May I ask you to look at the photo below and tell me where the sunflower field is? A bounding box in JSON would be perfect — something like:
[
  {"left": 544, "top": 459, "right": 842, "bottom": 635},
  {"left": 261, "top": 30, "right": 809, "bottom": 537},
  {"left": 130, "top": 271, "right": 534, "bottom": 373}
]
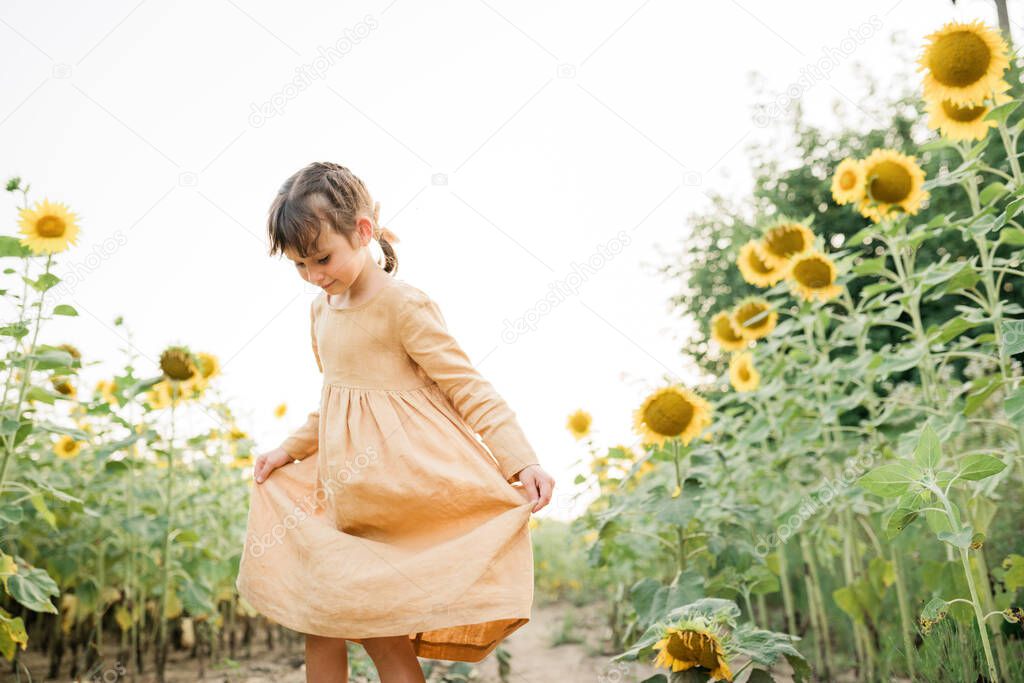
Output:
[
  {"left": 0, "top": 176, "right": 283, "bottom": 680},
  {"left": 564, "top": 19, "right": 1024, "bottom": 683}
]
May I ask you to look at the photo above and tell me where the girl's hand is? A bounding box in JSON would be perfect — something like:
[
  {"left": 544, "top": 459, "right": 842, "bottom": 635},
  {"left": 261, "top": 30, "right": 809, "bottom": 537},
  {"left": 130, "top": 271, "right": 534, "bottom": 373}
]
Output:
[
  {"left": 515, "top": 464, "right": 555, "bottom": 513},
  {"left": 253, "top": 447, "right": 294, "bottom": 484}
]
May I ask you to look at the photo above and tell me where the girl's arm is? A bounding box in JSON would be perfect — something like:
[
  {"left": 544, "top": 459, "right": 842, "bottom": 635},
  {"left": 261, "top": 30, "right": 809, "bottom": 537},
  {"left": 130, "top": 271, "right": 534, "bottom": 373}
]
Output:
[
  {"left": 278, "top": 299, "right": 323, "bottom": 460},
  {"left": 399, "top": 292, "right": 540, "bottom": 483}
]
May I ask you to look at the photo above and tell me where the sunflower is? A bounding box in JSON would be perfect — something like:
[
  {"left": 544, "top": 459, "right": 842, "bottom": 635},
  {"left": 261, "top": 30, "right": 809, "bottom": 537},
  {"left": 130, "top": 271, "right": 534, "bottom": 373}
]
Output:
[
  {"left": 160, "top": 346, "right": 197, "bottom": 382},
  {"left": 736, "top": 240, "right": 789, "bottom": 287},
  {"left": 274, "top": 402, "right": 288, "bottom": 418},
  {"left": 56, "top": 343, "right": 82, "bottom": 361},
  {"left": 831, "top": 158, "right": 866, "bottom": 206},
  {"left": 856, "top": 149, "right": 929, "bottom": 223},
  {"left": 788, "top": 250, "right": 844, "bottom": 303},
  {"left": 731, "top": 296, "right": 777, "bottom": 341},
  {"left": 229, "top": 427, "right": 248, "bottom": 441},
  {"left": 652, "top": 619, "right": 733, "bottom": 681},
  {"left": 710, "top": 311, "right": 747, "bottom": 352},
  {"left": 50, "top": 376, "right": 77, "bottom": 398},
  {"left": 918, "top": 20, "right": 1010, "bottom": 106},
  {"left": 53, "top": 435, "right": 83, "bottom": 460},
  {"left": 759, "top": 219, "right": 815, "bottom": 269},
  {"left": 566, "top": 409, "right": 592, "bottom": 440},
  {"left": 729, "top": 351, "right": 760, "bottom": 392},
  {"left": 229, "top": 454, "right": 253, "bottom": 469},
  {"left": 925, "top": 79, "right": 1013, "bottom": 142},
  {"left": 194, "top": 352, "right": 220, "bottom": 379},
  {"left": 94, "top": 379, "right": 120, "bottom": 406},
  {"left": 633, "top": 386, "right": 712, "bottom": 447},
  {"left": 18, "top": 199, "right": 81, "bottom": 255}
]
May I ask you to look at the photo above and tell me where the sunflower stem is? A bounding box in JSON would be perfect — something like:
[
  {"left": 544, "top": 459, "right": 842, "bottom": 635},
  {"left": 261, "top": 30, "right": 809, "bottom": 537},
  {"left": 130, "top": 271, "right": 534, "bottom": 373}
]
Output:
[
  {"left": 927, "top": 483, "right": 1001, "bottom": 682},
  {"left": 996, "top": 118, "right": 1022, "bottom": 186}
]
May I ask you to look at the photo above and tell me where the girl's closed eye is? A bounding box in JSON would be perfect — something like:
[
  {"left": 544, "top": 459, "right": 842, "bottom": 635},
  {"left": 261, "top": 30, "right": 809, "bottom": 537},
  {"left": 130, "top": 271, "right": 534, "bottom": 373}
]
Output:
[{"left": 317, "top": 255, "right": 330, "bottom": 265}]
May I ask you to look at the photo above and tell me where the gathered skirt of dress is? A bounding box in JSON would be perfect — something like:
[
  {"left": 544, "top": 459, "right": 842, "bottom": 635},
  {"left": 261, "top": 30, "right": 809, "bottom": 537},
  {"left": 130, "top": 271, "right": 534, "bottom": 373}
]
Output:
[{"left": 235, "top": 382, "right": 537, "bottom": 663}]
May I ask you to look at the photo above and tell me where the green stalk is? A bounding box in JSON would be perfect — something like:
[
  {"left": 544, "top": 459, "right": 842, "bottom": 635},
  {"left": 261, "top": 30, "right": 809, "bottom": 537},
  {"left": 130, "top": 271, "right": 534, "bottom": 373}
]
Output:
[
  {"left": 155, "top": 383, "right": 178, "bottom": 681},
  {"left": 777, "top": 543, "right": 798, "bottom": 636},
  {"left": 0, "top": 253, "right": 55, "bottom": 495},
  {"left": 891, "top": 546, "right": 917, "bottom": 681},
  {"left": 671, "top": 438, "right": 686, "bottom": 573},
  {"left": 801, "top": 534, "right": 834, "bottom": 680},
  {"left": 929, "top": 484, "right": 1000, "bottom": 682}
]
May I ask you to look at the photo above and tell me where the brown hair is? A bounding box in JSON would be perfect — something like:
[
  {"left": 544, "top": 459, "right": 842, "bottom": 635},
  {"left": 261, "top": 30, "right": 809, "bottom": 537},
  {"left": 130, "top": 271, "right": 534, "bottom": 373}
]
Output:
[{"left": 266, "top": 161, "right": 398, "bottom": 275}]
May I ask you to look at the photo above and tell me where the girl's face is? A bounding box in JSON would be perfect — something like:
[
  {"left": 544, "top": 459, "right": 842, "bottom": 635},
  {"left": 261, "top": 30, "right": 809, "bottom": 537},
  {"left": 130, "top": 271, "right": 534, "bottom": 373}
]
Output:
[{"left": 285, "top": 218, "right": 373, "bottom": 294}]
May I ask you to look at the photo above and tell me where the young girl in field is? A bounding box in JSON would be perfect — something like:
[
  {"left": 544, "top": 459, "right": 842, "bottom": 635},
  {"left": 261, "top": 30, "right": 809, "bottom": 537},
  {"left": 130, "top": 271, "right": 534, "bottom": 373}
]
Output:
[{"left": 235, "top": 161, "right": 555, "bottom": 683}]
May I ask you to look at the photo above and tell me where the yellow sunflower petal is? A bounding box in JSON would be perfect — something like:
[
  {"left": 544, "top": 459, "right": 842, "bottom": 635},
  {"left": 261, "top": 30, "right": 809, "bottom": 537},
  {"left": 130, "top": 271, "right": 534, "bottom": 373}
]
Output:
[{"left": 18, "top": 199, "right": 81, "bottom": 255}]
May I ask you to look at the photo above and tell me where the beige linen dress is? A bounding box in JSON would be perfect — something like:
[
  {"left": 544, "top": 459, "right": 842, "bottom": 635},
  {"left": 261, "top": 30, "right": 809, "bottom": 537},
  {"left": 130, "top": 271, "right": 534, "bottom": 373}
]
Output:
[{"left": 235, "top": 276, "right": 540, "bottom": 663}]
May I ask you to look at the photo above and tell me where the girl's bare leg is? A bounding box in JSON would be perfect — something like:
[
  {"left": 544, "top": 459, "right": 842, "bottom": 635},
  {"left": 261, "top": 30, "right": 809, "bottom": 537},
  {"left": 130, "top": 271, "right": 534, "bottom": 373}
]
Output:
[
  {"left": 361, "top": 634, "right": 426, "bottom": 683},
  {"left": 305, "top": 634, "right": 349, "bottom": 683}
]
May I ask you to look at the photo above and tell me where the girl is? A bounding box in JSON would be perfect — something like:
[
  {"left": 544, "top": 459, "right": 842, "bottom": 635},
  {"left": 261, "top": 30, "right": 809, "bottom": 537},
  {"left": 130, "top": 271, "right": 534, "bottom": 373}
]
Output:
[{"left": 235, "top": 161, "right": 555, "bottom": 683}]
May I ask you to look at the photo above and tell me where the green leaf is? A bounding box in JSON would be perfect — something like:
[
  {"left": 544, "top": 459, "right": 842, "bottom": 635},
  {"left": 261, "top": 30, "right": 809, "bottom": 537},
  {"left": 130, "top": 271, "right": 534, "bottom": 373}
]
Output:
[
  {"left": 1001, "top": 319, "right": 1024, "bottom": 356},
  {"left": 1001, "top": 226, "right": 1024, "bottom": 245},
  {"left": 934, "top": 263, "right": 981, "bottom": 299},
  {"left": 52, "top": 304, "right": 78, "bottom": 316},
  {"left": 979, "top": 181, "right": 1008, "bottom": 205},
  {"left": 913, "top": 424, "right": 942, "bottom": 470},
  {"left": 0, "top": 236, "right": 31, "bottom": 258},
  {"left": 938, "top": 524, "right": 974, "bottom": 549},
  {"left": 7, "top": 564, "right": 59, "bottom": 614},
  {"left": 927, "top": 316, "right": 979, "bottom": 344},
  {"left": 857, "top": 462, "right": 923, "bottom": 498},
  {"left": 0, "top": 323, "right": 29, "bottom": 339},
  {"left": 922, "top": 597, "right": 948, "bottom": 621},
  {"left": 984, "top": 99, "right": 1021, "bottom": 124},
  {"left": 1006, "top": 386, "right": 1024, "bottom": 422},
  {"left": 959, "top": 454, "right": 1005, "bottom": 481},
  {"left": 28, "top": 495, "right": 56, "bottom": 530},
  {"left": 27, "top": 273, "right": 60, "bottom": 292},
  {"left": 1002, "top": 554, "right": 1024, "bottom": 592}
]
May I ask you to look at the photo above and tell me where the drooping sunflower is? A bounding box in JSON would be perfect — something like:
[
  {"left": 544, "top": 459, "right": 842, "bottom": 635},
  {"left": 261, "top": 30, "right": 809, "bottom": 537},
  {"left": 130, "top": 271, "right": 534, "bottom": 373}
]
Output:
[
  {"left": 652, "top": 619, "right": 733, "bottom": 681},
  {"left": 160, "top": 346, "right": 197, "bottom": 382},
  {"left": 830, "top": 158, "right": 866, "bottom": 206},
  {"left": 731, "top": 296, "right": 777, "bottom": 341},
  {"left": 788, "top": 250, "right": 844, "bottom": 303},
  {"left": 566, "top": 409, "right": 593, "bottom": 440},
  {"left": 736, "top": 240, "right": 789, "bottom": 287},
  {"left": 729, "top": 351, "right": 760, "bottom": 392},
  {"left": 50, "top": 376, "right": 77, "bottom": 398},
  {"left": 918, "top": 20, "right": 1010, "bottom": 106},
  {"left": 710, "top": 311, "right": 747, "bottom": 352},
  {"left": 274, "top": 402, "right": 288, "bottom": 418},
  {"left": 633, "top": 385, "right": 712, "bottom": 447},
  {"left": 925, "top": 79, "right": 1013, "bottom": 142},
  {"left": 758, "top": 219, "right": 816, "bottom": 269},
  {"left": 856, "top": 149, "right": 929, "bottom": 223},
  {"left": 53, "top": 435, "right": 83, "bottom": 460},
  {"left": 18, "top": 199, "right": 81, "bottom": 255}
]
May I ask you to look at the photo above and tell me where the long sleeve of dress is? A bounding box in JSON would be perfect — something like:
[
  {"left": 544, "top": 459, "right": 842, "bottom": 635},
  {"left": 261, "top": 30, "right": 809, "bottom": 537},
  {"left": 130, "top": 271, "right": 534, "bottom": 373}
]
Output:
[
  {"left": 278, "top": 299, "right": 323, "bottom": 460},
  {"left": 399, "top": 293, "right": 540, "bottom": 483}
]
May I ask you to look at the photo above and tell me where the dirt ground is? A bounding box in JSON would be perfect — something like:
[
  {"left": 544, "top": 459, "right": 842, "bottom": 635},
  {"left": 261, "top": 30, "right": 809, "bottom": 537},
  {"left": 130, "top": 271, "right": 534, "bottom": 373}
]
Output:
[{"left": 5, "top": 600, "right": 801, "bottom": 682}]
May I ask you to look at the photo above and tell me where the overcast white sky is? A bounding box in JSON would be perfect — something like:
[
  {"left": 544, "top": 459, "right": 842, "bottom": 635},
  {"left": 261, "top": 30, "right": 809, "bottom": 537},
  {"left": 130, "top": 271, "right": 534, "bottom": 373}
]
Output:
[{"left": 1, "top": 0, "right": 1016, "bottom": 519}]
